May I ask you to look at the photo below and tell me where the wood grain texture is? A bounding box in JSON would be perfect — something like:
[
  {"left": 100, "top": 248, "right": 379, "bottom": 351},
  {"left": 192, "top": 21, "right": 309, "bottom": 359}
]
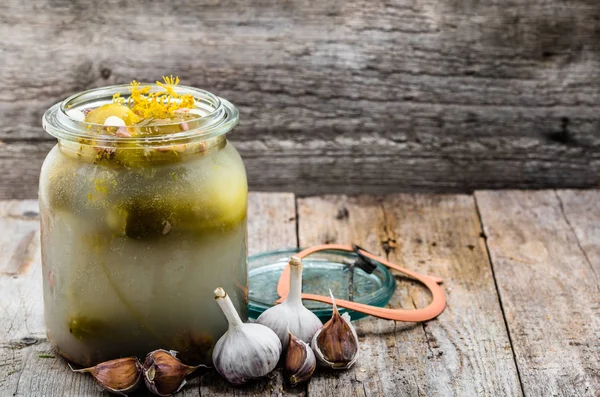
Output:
[
  {"left": 247, "top": 192, "right": 298, "bottom": 256},
  {"left": 475, "top": 190, "right": 600, "bottom": 397},
  {"left": 2, "top": 0, "right": 600, "bottom": 198},
  {"left": 0, "top": 200, "right": 54, "bottom": 396},
  {"left": 0, "top": 193, "right": 299, "bottom": 397},
  {"left": 555, "top": 190, "right": 600, "bottom": 279},
  {"left": 0, "top": 141, "right": 54, "bottom": 200},
  {"left": 0, "top": 200, "right": 41, "bottom": 276},
  {"left": 297, "top": 194, "right": 522, "bottom": 396}
]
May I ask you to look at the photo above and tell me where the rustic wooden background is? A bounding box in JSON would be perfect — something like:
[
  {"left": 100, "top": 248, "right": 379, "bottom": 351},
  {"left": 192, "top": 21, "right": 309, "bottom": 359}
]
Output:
[{"left": 1, "top": 0, "right": 600, "bottom": 199}]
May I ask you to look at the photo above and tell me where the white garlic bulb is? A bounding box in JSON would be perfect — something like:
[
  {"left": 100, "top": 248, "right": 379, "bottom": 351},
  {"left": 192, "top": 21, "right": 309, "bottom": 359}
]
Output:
[
  {"left": 257, "top": 256, "right": 323, "bottom": 347},
  {"left": 212, "top": 287, "right": 282, "bottom": 385},
  {"left": 311, "top": 292, "right": 359, "bottom": 369}
]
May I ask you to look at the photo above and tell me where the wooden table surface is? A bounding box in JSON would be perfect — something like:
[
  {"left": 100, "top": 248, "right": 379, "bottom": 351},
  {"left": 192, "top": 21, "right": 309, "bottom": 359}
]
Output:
[{"left": 0, "top": 191, "right": 598, "bottom": 397}]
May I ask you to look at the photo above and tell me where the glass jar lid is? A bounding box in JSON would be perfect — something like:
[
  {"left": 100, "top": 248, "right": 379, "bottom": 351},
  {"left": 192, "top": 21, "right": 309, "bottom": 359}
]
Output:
[
  {"left": 43, "top": 84, "right": 238, "bottom": 146},
  {"left": 248, "top": 248, "right": 396, "bottom": 321}
]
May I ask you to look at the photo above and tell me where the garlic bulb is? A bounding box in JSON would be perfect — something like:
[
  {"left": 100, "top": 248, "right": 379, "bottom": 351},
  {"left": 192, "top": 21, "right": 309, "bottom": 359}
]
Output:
[
  {"left": 311, "top": 292, "right": 359, "bottom": 369},
  {"left": 285, "top": 332, "right": 316, "bottom": 386},
  {"left": 213, "top": 287, "right": 282, "bottom": 385},
  {"left": 69, "top": 357, "right": 142, "bottom": 396},
  {"left": 257, "top": 256, "right": 323, "bottom": 347},
  {"left": 143, "top": 349, "right": 205, "bottom": 396}
]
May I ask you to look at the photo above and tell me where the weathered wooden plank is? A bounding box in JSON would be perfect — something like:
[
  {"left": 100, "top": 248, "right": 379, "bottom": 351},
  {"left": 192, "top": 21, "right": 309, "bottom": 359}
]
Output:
[
  {"left": 0, "top": 203, "right": 52, "bottom": 346},
  {"left": 0, "top": 201, "right": 41, "bottom": 276},
  {"left": 0, "top": 200, "right": 54, "bottom": 396},
  {"left": 3, "top": 139, "right": 600, "bottom": 200},
  {"left": 297, "top": 194, "right": 522, "bottom": 396},
  {"left": 0, "top": 193, "right": 299, "bottom": 396},
  {"left": 1, "top": 0, "right": 600, "bottom": 198},
  {"left": 0, "top": 141, "right": 54, "bottom": 200},
  {"left": 247, "top": 192, "right": 297, "bottom": 256},
  {"left": 475, "top": 190, "right": 600, "bottom": 397},
  {"left": 555, "top": 190, "right": 600, "bottom": 277}
]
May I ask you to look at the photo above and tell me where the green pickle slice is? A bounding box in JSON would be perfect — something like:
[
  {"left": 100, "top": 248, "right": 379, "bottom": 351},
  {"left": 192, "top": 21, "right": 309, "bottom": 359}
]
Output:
[
  {"left": 86, "top": 103, "right": 141, "bottom": 125},
  {"left": 68, "top": 315, "right": 110, "bottom": 340},
  {"left": 108, "top": 182, "right": 247, "bottom": 240}
]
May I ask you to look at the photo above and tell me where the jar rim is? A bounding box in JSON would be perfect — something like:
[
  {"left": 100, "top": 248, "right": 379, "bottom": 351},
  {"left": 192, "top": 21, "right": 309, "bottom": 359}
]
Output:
[{"left": 42, "top": 84, "right": 239, "bottom": 146}]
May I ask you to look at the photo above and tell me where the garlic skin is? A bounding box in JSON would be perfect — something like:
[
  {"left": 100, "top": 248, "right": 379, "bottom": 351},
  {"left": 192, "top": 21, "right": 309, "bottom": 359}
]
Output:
[
  {"left": 285, "top": 332, "right": 316, "bottom": 386},
  {"left": 257, "top": 256, "right": 323, "bottom": 347},
  {"left": 69, "top": 357, "right": 142, "bottom": 396},
  {"left": 311, "top": 292, "right": 359, "bottom": 369},
  {"left": 143, "top": 349, "right": 204, "bottom": 396},
  {"left": 213, "top": 287, "right": 282, "bottom": 385}
]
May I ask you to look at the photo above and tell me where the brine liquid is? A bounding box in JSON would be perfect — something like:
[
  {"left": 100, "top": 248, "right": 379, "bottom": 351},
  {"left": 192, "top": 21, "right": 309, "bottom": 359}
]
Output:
[{"left": 39, "top": 141, "right": 248, "bottom": 366}]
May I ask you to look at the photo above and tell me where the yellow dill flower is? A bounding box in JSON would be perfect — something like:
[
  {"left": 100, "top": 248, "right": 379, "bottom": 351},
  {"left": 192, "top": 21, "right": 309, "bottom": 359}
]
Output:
[
  {"left": 156, "top": 75, "right": 180, "bottom": 96},
  {"left": 112, "top": 93, "right": 124, "bottom": 104},
  {"left": 122, "top": 76, "right": 195, "bottom": 122}
]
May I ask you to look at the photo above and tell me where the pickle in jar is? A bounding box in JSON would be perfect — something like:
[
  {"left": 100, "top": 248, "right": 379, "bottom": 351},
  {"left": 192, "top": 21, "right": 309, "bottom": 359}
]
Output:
[{"left": 41, "top": 77, "right": 247, "bottom": 366}]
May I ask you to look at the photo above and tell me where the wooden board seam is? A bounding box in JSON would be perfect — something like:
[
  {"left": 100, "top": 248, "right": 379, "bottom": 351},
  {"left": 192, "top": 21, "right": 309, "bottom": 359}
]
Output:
[
  {"left": 554, "top": 190, "right": 600, "bottom": 291},
  {"left": 473, "top": 192, "right": 526, "bottom": 397}
]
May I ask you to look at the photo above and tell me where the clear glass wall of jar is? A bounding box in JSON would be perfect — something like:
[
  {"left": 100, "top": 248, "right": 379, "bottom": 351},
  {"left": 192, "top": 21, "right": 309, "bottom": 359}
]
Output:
[{"left": 40, "top": 85, "right": 247, "bottom": 366}]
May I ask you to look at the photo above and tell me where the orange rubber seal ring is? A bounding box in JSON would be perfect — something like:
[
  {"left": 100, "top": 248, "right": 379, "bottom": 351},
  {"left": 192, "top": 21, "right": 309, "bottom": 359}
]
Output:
[{"left": 275, "top": 244, "right": 446, "bottom": 322}]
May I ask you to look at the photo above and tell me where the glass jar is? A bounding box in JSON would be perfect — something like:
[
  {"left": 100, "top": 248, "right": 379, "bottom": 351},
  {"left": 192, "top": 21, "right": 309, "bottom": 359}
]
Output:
[{"left": 40, "top": 84, "right": 247, "bottom": 366}]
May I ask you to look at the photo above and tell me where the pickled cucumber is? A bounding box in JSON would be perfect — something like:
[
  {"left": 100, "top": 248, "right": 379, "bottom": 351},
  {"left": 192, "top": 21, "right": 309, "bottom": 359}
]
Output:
[
  {"left": 86, "top": 103, "right": 141, "bottom": 125},
  {"left": 68, "top": 315, "right": 109, "bottom": 340}
]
